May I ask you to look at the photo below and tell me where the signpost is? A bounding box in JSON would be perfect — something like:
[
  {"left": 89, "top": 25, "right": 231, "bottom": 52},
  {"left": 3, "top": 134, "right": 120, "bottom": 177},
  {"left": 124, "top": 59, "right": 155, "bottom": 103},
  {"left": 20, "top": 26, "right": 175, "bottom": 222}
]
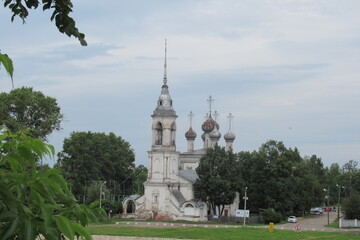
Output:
[
  {"left": 293, "top": 224, "right": 302, "bottom": 240},
  {"left": 243, "top": 187, "right": 248, "bottom": 226}
]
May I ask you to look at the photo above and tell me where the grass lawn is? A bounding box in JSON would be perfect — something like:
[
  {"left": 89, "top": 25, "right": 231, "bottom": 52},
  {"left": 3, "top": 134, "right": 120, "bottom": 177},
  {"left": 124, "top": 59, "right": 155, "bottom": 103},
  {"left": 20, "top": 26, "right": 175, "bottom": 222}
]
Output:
[{"left": 87, "top": 224, "right": 360, "bottom": 240}]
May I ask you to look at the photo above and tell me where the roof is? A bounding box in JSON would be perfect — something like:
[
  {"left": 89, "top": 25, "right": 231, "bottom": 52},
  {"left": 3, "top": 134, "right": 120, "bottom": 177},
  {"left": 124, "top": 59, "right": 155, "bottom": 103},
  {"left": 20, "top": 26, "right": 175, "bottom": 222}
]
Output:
[
  {"left": 129, "top": 195, "right": 141, "bottom": 200},
  {"left": 171, "top": 189, "right": 186, "bottom": 205},
  {"left": 179, "top": 170, "right": 199, "bottom": 183},
  {"left": 181, "top": 199, "right": 207, "bottom": 208},
  {"left": 181, "top": 148, "right": 207, "bottom": 155}
]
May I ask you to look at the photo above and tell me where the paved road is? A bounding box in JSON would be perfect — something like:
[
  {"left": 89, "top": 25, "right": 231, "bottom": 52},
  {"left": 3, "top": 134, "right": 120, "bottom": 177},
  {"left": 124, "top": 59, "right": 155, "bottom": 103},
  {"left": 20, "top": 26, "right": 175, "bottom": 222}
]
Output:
[{"left": 275, "top": 210, "right": 341, "bottom": 231}]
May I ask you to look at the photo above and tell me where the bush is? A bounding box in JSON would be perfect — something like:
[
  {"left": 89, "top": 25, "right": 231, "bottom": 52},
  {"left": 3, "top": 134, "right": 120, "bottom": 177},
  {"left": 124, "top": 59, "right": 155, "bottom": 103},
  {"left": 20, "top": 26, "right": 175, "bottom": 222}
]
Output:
[
  {"left": 262, "top": 208, "right": 283, "bottom": 223},
  {"left": 342, "top": 193, "right": 360, "bottom": 219}
]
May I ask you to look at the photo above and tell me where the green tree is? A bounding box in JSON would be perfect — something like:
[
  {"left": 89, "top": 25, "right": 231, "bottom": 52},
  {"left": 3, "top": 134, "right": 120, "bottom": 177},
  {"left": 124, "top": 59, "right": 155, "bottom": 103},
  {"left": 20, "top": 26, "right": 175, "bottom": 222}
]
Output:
[
  {"left": 133, "top": 164, "right": 148, "bottom": 195},
  {"left": 342, "top": 193, "right": 360, "bottom": 219},
  {"left": 4, "top": 0, "right": 86, "bottom": 46},
  {"left": 326, "top": 163, "right": 342, "bottom": 204},
  {"left": 239, "top": 140, "right": 325, "bottom": 216},
  {"left": 57, "top": 131, "right": 135, "bottom": 200},
  {"left": 0, "top": 127, "right": 103, "bottom": 239},
  {"left": 85, "top": 181, "right": 110, "bottom": 204},
  {"left": 194, "top": 145, "right": 239, "bottom": 216},
  {"left": 0, "top": 87, "right": 64, "bottom": 141},
  {"left": 338, "top": 160, "right": 359, "bottom": 197}
]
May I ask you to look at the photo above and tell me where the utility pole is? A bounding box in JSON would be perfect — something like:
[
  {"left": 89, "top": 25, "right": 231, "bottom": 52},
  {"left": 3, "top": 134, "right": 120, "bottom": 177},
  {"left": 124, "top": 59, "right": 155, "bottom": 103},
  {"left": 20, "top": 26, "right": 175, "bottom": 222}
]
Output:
[
  {"left": 336, "top": 184, "right": 344, "bottom": 220},
  {"left": 324, "top": 187, "right": 329, "bottom": 225},
  {"left": 100, "top": 181, "right": 106, "bottom": 208},
  {"left": 243, "top": 187, "right": 248, "bottom": 227}
]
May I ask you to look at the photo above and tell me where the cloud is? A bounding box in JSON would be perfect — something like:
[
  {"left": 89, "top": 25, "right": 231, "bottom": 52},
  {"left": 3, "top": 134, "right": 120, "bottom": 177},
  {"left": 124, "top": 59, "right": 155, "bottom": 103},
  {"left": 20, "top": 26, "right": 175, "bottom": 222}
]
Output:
[{"left": 1, "top": 0, "right": 359, "bottom": 168}]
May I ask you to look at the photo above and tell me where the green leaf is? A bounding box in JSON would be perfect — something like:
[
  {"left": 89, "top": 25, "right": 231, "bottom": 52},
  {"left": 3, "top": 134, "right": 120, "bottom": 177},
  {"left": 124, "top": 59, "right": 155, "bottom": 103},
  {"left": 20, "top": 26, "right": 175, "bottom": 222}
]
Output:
[
  {"left": 0, "top": 217, "right": 19, "bottom": 240},
  {"left": 0, "top": 53, "right": 14, "bottom": 88},
  {"left": 78, "top": 210, "right": 88, "bottom": 226},
  {"left": 89, "top": 200, "right": 99, "bottom": 209},
  {"left": 72, "top": 222, "right": 92, "bottom": 240},
  {"left": 41, "top": 204, "right": 54, "bottom": 227},
  {"left": 55, "top": 216, "right": 74, "bottom": 240},
  {"left": 21, "top": 218, "right": 36, "bottom": 240}
]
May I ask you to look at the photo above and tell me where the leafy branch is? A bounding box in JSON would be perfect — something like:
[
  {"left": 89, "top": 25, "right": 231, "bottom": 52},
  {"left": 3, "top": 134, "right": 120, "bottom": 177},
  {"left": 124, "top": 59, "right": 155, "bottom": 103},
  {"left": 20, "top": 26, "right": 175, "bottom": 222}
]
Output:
[{"left": 4, "top": 0, "right": 87, "bottom": 46}]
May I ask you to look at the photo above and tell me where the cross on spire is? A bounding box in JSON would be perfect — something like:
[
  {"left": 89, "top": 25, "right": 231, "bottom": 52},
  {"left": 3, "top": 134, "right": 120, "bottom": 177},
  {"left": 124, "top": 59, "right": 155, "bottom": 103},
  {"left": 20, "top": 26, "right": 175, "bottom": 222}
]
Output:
[
  {"left": 163, "top": 39, "right": 167, "bottom": 85},
  {"left": 188, "top": 111, "right": 194, "bottom": 127},
  {"left": 207, "top": 95, "right": 214, "bottom": 116},
  {"left": 214, "top": 110, "right": 219, "bottom": 121},
  {"left": 227, "top": 113, "right": 234, "bottom": 131}
]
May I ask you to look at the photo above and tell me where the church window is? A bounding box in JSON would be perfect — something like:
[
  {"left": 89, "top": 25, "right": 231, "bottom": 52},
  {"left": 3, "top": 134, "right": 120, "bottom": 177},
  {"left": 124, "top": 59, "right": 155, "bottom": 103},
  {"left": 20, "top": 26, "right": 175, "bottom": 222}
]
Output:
[
  {"left": 170, "top": 122, "right": 176, "bottom": 146},
  {"left": 155, "top": 122, "right": 163, "bottom": 145},
  {"left": 153, "top": 195, "right": 158, "bottom": 202},
  {"left": 159, "top": 100, "right": 162, "bottom": 106}
]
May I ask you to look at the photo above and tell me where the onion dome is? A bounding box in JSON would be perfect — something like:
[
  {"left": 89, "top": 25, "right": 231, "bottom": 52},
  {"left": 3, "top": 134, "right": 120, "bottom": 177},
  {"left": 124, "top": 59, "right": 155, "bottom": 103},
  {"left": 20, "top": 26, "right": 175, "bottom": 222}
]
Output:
[
  {"left": 209, "top": 128, "right": 221, "bottom": 140},
  {"left": 224, "top": 131, "right": 236, "bottom": 141},
  {"left": 185, "top": 127, "right": 197, "bottom": 139},
  {"left": 201, "top": 116, "right": 219, "bottom": 133},
  {"left": 201, "top": 133, "right": 205, "bottom": 141}
]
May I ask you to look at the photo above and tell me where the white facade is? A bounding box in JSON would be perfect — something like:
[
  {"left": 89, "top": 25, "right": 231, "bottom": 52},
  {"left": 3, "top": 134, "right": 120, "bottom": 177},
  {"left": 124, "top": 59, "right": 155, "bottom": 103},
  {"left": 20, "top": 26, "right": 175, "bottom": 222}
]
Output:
[{"left": 130, "top": 45, "right": 236, "bottom": 221}]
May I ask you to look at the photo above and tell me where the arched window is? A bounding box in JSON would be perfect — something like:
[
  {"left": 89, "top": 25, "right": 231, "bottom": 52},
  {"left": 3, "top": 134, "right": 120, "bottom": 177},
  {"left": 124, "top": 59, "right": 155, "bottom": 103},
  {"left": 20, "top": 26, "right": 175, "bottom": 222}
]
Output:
[
  {"left": 155, "top": 122, "right": 163, "bottom": 145},
  {"left": 171, "top": 122, "right": 176, "bottom": 146}
]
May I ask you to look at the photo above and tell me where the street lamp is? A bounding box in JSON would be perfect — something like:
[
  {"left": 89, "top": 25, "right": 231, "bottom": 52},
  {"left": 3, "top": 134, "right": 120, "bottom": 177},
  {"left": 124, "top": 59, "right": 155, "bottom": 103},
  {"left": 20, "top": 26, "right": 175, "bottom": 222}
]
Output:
[
  {"left": 243, "top": 187, "right": 248, "bottom": 227},
  {"left": 336, "top": 184, "right": 344, "bottom": 220},
  {"left": 100, "top": 181, "right": 106, "bottom": 208},
  {"left": 323, "top": 187, "right": 329, "bottom": 225}
]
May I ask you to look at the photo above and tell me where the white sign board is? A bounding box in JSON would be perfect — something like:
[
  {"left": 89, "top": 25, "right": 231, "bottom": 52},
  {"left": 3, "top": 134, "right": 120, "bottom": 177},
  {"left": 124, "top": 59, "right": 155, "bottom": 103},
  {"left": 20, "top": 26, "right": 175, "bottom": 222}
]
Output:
[{"left": 236, "top": 209, "right": 249, "bottom": 217}]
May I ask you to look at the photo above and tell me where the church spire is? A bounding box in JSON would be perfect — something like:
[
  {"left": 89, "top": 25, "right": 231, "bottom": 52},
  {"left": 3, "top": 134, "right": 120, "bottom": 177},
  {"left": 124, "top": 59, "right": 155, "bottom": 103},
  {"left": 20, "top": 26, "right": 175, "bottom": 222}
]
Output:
[
  {"left": 163, "top": 39, "right": 167, "bottom": 85},
  {"left": 207, "top": 95, "right": 214, "bottom": 117},
  {"left": 152, "top": 40, "right": 176, "bottom": 118}
]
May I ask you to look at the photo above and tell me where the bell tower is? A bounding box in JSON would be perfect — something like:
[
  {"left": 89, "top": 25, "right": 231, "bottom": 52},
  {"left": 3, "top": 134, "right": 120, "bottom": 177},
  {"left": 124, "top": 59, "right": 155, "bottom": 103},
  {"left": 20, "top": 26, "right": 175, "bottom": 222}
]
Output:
[{"left": 147, "top": 40, "right": 179, "bottom": 183}]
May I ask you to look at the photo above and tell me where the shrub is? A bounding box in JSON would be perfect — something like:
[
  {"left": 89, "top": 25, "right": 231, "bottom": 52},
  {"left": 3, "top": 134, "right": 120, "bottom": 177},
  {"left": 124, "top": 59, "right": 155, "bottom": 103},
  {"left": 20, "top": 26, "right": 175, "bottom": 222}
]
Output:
[
  {"left": 262, "top": 208, "right": 283, "bottom": 223},
  {"left": 342, "top": 193, "right": 360, "bottom": 219}
]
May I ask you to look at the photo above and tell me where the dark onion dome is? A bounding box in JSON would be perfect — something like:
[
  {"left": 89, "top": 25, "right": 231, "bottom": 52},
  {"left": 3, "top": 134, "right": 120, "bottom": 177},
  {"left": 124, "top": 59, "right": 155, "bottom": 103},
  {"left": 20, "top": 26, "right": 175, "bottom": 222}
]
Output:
[
  {"left": 201, "top": 116, "right": 219, "bottom": 133},
  {"left": 201, "top": 133, "right": 205, "bottom": 141},
  {"left": 185, "top": 127, "right": 197, "bottom": 139},
  {"left": 209, "top": 129, "right": 221, "bottom": 139},
  {"left": 224, "top": 131, "right": 236, "bottom": 141}
]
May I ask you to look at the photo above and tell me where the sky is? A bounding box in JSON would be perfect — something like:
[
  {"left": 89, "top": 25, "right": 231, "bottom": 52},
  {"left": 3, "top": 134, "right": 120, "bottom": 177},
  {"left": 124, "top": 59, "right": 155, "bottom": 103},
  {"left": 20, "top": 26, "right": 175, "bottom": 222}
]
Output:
[{"left": 0, "top": 0, "right": 359, "bottom": 168}]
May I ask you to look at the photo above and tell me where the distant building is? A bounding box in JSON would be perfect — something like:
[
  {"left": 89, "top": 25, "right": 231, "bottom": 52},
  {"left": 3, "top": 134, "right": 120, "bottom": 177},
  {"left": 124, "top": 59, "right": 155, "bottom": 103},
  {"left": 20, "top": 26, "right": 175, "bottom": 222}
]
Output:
[{"left": 122, "top": 42, "right": 237, "bottom": 221}]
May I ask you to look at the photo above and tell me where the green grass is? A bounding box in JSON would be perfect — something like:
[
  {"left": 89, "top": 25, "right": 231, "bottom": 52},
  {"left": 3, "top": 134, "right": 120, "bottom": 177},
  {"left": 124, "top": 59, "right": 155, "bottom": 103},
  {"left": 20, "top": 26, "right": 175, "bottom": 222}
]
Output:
[
  {"left": 326, "top": 219, "right": 339, "bottom": 228},
  {"left": 87, "top": 224, "right": 360, "bottom": 240}
]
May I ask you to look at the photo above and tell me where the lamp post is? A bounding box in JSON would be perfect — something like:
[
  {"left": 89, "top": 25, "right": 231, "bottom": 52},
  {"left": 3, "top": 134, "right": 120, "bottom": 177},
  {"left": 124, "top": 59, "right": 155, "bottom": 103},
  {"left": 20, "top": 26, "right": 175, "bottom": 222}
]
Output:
[
  {"left": 243, "top": 187, "right": 248, "bottom": 227},
  {"left": 336, "top": 184, "right": 344, "bottom": 220},
  {"left": 323, "top": 187, "right": 329, "bottom": 225},
  {"left": 100, "top": 181, "right": 106, "bottom": 208}
]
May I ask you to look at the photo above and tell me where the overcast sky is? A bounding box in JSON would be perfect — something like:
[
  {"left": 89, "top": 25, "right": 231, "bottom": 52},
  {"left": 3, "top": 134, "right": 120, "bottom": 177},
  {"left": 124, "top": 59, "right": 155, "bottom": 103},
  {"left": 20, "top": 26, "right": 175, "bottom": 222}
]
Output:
[{"left": 1, "top": 0, "right": 359, "bottom": 168}]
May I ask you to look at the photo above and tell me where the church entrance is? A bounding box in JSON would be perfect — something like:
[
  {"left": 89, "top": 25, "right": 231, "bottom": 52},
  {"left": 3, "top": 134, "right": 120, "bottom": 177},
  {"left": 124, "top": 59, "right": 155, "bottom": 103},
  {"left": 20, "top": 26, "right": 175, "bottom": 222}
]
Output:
[
  {"left": 122, "top": 198, "right": 136, "bottom": 215},
  {"left": 184, "top": 204, "right": 195, "bottom": 216}
]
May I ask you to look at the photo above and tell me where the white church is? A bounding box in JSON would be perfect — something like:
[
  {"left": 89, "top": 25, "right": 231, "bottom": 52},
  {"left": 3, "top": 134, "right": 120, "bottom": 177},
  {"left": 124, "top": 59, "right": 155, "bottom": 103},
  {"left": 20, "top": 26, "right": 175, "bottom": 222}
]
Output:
[{"left": 122, "top": 43, "right": 238, "bottom": 221}]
